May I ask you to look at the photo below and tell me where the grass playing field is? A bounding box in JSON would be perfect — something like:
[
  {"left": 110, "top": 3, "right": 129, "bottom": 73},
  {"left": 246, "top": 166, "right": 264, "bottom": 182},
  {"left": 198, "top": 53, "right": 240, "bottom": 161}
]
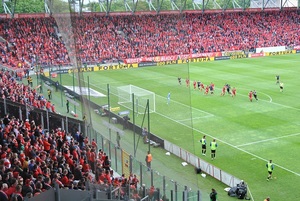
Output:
[{"left": 55, "top": 54, "right": 300, "bottom": 201}]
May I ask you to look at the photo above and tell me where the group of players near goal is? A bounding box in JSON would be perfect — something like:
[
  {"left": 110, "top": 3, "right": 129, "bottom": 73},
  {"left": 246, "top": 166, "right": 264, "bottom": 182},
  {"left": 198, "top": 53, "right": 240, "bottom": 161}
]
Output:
[{"left": 177, "top": 75, "right": 283, "bottom": 102}]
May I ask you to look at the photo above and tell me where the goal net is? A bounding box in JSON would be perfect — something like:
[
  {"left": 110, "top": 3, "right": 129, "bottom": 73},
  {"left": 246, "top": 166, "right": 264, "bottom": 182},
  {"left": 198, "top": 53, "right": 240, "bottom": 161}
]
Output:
[{"left": 117, "top": 85, "right": 156, "bottom": 114}]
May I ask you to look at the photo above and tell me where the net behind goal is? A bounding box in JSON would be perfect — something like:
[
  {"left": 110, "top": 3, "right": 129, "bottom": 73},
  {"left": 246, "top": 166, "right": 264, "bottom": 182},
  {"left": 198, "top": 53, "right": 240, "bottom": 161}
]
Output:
[{"left": 117, "top": 85, "right": 155, "bottom": 114}]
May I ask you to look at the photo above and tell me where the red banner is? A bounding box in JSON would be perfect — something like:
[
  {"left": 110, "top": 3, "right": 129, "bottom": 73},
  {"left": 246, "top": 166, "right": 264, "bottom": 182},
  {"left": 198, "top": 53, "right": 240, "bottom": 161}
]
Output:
[
  {"left": 124, "top": 52, "right": 221, "bottom": 64},
  {"left": 16, "top": 13, "right": 47, "bottom": 18},
  {"left": 294, "top": 45, "right": 300, "bottom": 50},
  {"left": 249, "top": 53, "right": 264, "bottom": 58},
  {"left": 0, "top": 14, "right": 9, "bottom": 19}
]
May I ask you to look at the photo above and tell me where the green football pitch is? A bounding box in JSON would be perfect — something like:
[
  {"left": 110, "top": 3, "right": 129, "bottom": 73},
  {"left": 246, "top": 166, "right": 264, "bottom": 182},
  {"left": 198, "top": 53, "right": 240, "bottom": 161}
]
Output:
[{"left": 55, "top": 54, "right": 300, "bottom": 201}]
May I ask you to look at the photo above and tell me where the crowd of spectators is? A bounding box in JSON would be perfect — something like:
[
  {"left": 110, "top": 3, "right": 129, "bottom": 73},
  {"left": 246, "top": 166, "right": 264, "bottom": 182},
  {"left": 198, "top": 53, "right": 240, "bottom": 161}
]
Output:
[
  {"left": 0, "top": 68, "right": 142, "bottom": 201},
  {"left": 0, "top": 68, "right": 58, "bottom": 114},
  {"left": 0, "top": 113, "right": 142, "bottom": 201},
  {"left": 0, "top": 10, "right": 298, "bottom": 200},
  {"left": 0, "top": 11, "right": 299, "bottom": 68}
]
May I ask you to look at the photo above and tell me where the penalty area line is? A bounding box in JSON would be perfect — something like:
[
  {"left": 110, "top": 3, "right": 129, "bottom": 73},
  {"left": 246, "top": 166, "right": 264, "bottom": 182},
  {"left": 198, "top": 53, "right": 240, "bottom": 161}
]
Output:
[{"left": 237, "top": 132, "right": 300, "bottom": 147}]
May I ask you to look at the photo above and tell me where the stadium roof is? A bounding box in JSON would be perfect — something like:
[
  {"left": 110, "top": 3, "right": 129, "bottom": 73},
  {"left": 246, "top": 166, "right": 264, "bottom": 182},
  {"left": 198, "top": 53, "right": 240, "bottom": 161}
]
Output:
[{"left": 2, "top": 0, "right": 300, "bottom": 16}]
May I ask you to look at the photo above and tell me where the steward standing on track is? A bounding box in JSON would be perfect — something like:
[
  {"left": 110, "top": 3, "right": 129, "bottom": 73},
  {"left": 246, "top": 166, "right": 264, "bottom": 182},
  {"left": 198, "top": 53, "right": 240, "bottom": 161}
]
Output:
[
  {"left": 146, "top": 151, "right": 152, "bottom": 171},
  {"left": 210, "top": 139, "right": 218, "bottom": 160}
]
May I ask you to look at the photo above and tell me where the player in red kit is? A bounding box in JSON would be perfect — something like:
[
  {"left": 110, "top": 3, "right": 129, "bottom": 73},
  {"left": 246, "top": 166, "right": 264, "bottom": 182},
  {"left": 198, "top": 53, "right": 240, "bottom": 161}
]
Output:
[
  {"left": 248, "top": 91, "right": 253, "bottom": 102},
  {"left": 200, "top": 83, "right": 204, "bottom": 91},
  {"left": 204, "top": 85, "right": 209, "bottom": 95},
  {"left": 221, "top": 85, "right": 226, "bottom": 96},
  {"left": 186, "top": 78, "right": 190, "bottom": 87},
  {"left": 231, "top": 87, "right": 236, "bottom": 97},
  {"left": 193, "top": 80, "right": 197, "bottom": 90}
]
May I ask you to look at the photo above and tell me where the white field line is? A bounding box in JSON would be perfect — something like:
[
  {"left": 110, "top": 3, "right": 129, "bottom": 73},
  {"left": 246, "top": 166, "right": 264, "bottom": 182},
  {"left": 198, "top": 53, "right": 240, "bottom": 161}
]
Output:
[
  {"left": 237, "top": 132, "right": 300, "bottom": 147},
  {"left": 155, "top": 110, "right": 300, "bottom": 177},
  {"left": 247, "top": 186, "right": 255, "bottom": 201},
  {"left": 157, "top": 94, "right": 214, "bottom": 116},
  {"left": 177, "top": 115, "right": 214, "bottom": 122},
  {"left": 232, "top": 87, "right": 300, "bottom": 111},
  {"left": 259, "top": 91, "right": 272, "bottom": 102},
  {"left": 71, "top": 74, "right": 300, "bottom": 176},
  {"left": 88, "top": 80, "right": 214, "bottom": 119}
]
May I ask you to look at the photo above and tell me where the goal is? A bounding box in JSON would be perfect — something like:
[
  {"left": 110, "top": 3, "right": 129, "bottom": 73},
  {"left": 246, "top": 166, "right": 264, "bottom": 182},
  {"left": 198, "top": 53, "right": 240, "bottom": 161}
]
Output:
[{"left": 117, "top": 85, "right": 156, "bottom": 114}]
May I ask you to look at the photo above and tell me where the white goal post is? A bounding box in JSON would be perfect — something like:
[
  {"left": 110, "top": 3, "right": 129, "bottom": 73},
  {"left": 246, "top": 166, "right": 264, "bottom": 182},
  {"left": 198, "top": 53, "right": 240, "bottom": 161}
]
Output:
[{"left": 117, "top": 85, "right": 156, "bottom": 114}]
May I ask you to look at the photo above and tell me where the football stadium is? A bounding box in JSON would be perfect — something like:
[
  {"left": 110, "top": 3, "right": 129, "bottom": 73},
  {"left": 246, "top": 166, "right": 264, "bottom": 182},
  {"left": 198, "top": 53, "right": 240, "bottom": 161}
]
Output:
[{"left": 0, "top": 1, "right": 299, "bottom": 201}]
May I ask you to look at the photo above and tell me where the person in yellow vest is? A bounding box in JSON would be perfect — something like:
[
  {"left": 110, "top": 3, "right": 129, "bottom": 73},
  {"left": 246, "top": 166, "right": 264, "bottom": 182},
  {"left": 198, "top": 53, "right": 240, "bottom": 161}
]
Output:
[
  {"left": 47, "top": 89, "right": 52, "bottom": 100},
  {"left": 27, "top": 76, "right": 33, "bottom": 87},
  {"left": 200, "top": 135, "right": 207, "bottom": 156},
  {"left": 266, "top": 160, "right": 274, "bottom": 181},
  {"left": 145, "top": 151, "right": 152, "bottom": 171},
  {"left": 210, "top": 139, "right": 218, "bottom": 160},
  {"left": 27, "top": 76, "right": 31, "bottom": 85}
]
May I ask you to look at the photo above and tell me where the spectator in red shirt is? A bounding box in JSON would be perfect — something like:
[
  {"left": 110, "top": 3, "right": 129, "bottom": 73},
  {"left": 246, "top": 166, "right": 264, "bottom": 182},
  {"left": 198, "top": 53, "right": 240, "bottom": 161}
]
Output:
[
  {"left": 4, "top": 178, "right": 17, "bottom": 198},
  {"left": 60, "top": 170, "right": 69, "bottom": 187}
]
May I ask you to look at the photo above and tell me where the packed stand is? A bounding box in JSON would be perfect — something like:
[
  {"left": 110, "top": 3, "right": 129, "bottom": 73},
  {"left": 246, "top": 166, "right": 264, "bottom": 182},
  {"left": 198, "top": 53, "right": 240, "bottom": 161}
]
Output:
[
  {"left": 0, "top": 11, "right": 299, "bottom": 68},
  {"left": 0, "top": 112, "right": 145, "bottom": 201},
  {"left": 0, "top": 68, "right": 59, "bottom": 114}
]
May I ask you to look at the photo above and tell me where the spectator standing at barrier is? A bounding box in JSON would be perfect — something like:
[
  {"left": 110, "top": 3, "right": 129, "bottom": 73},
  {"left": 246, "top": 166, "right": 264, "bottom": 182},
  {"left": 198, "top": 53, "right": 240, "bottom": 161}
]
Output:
[
  {"left": 210, "top": 188, "right": 217, "bottom": 201},
  {"left": 103, "top": 156, "right": 111, "bottom": 171},
  {"left": 210, "top": 139, "right": 218, "bottom": 160},
  {"left": 200, "top": 135, "right": 206, "bottom": 156},
  {"left": 51, "top": 103, "right": 56, "bottom": 113},
  {"left": 116, "top": 132, "right": 121, "bottom": 148},
  {"left": 266, "top": 160, "right": 274, "bottom": 181},
  {"left": 66, "top": 99, "right": 70, "bottom": 113},
  {"left": 46, "top": 100, "right": 51, "bottom": 112},
  {"left": 146, "top": 151, "right": 152, "bottom": 171}
]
